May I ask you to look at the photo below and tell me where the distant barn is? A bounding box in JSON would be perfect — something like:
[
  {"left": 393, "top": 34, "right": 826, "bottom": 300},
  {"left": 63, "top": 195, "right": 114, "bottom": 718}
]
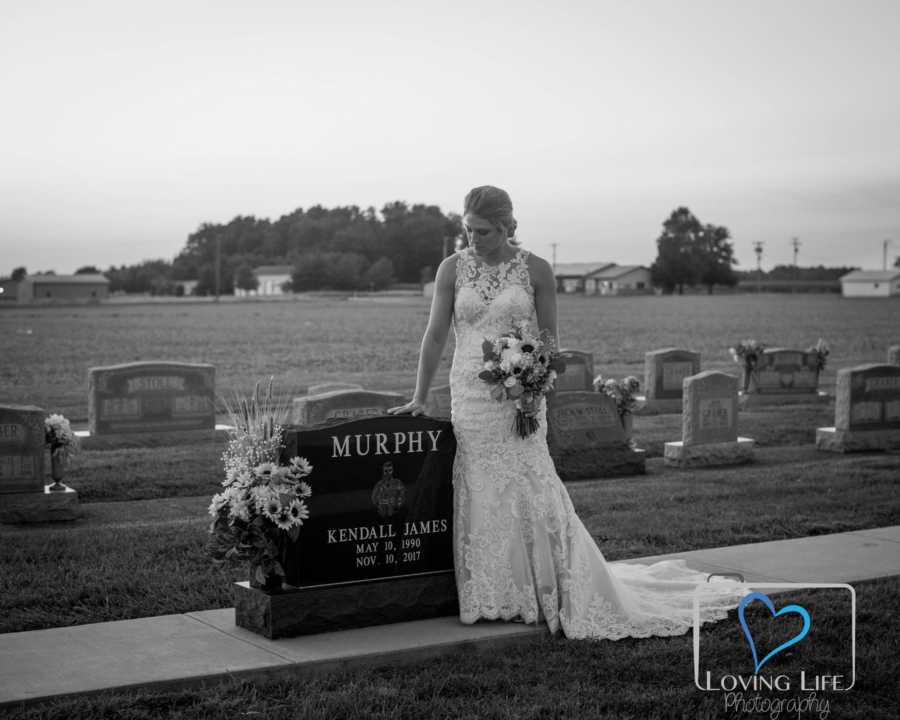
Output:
[
  {"left": 16, "top": 274, "right": 110, "bottom": 304},
  {"left": 554, "top": 262, "right": 652, "bottom": 295},
  {"left": 839, "top": 270, "right": 900, "bottom": 298}
]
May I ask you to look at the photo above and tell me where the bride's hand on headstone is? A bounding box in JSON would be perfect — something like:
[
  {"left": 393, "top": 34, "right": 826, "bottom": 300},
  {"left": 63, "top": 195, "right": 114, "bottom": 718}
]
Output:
[{"left": 387, "top": 399, "right": 427, "bottom": 416}]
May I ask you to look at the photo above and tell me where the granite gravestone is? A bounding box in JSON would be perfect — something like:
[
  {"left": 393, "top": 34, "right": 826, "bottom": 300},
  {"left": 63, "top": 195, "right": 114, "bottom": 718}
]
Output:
[
  {"left": 234, "top": 415, "right": 457, "bottom": 638},
  {"left": 423, "top": 384, "right": 452, "bottom": 419},
  {"left": 0, "top": 404, "right": 79, "bottom": 523},
  {"left": 291, "top": 389, "right": 406, "bottom": 426},
  {"left": 642, "top": 348, "right": 701, "bottom": 413},
  {"left": 0, "top": 404, "right": 45, "bottom": 495},
  {"left": 816, "top": 364, "right": 900, "bottom": 452},
  {"left": 546, "top": 392, "right": 645, "bottom": 479},
  {"left": 889, "top": 346, "right": 900, "bottom": 367},
  {"left": 664, "top": 371, "right": 754, "bottom": 468},
  {"left": 741, "top": 348, "right": 828, "bottom": 406},
  {"left": 554, "top": 350, "right": 594, "bottom": 392},
  {"left": 88, "top": 362, "right": 216, "bottom": 436}
]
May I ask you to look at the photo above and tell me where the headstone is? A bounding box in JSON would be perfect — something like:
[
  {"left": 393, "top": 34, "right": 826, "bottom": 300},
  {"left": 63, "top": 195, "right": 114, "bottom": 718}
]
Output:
[
  {"left": 423, "top": 384, "right": 452, "bottom": 419},
  {"left": 740, "top": 348, "right": 828, "bottom": 406},
  {"left": 307, "top": 382, "right": 364, "bottom": 396},
  {"left": 546, "top": 392, "right": 645, "bottom": 480},
  {"left": 234, "top": 415, "right": 458, "bottom": 638},
  {"left": 0, "top": 405, "right": 45, "bottom": 495},
  {"left": 816, "top": 364, "right": 900, "bottom": 452},
  {"left": 664, "top": 371, "right": 754, "bottom": 468},
  {"left": 641, "top": 348, "right": 701, "bottom": 413},
  {"left": 291, "top": 389, "right": 406, "bottom": 426},
  {"left": 88, "top": 362, "right": 216, "bottom": 435},
  {"left": 888, "top": 345, "right": 900, "bottom": 367},
  {"left": 0, "top": 404, "right": 79, "bottom": 523},
  {"left": 554, "top": 349, "right": 594, "bottom": 392}
]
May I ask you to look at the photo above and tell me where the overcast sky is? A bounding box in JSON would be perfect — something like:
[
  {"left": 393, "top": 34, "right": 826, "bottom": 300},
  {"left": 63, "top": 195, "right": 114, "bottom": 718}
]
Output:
[{"left": 2, "top": 0, "right": 899, "bottom": 274}]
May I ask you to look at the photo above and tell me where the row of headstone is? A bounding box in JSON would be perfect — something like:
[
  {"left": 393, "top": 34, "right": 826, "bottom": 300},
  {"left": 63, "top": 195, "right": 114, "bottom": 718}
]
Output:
[{"left": 0, "top": 403, "right": 80, "bottom": 522}]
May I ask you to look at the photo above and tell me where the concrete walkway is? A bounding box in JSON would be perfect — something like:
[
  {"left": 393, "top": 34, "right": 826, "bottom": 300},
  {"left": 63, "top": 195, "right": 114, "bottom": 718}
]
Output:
[{"left": 1, "top": 526, "right": 898, "bottom": 708}]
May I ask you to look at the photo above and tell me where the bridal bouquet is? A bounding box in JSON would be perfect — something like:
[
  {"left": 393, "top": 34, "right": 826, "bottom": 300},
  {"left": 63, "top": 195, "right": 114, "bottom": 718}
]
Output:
[
  {"left": 479, "top": 321, "right": 565, "bottom": 438},
  {"left": 207, "top": 378, "right": 314, "bottom": 589}
]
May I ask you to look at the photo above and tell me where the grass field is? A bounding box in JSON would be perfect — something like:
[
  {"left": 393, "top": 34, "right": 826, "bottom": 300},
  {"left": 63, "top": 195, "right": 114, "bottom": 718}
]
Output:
[{"left": 2, "top": 293, "right": 898, "bottom": 421}]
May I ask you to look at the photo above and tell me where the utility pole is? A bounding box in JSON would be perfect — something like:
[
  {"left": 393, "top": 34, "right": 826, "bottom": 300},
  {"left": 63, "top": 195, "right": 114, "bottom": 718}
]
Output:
[
  {"left": 214, "top": 234, "right": 221, "bottom": 303},
  {"left": 752, "top": 241, "right": 764, "bottom": 294},
  {"left": 550, "top": 242, "right": 557, "bottom": 272},
  {"left": 884, "top": 238, "right": 892, "bottom": 271},
  {"left": 791, "top": 237, "right": 801, "bottom": 266}
]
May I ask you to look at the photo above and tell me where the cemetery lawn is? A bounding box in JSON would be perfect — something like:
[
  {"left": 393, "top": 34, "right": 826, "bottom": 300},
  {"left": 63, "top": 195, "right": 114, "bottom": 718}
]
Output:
[
  {"left": 2, "top": 447, "right": 898, "bottom": 633},
  {"left": 3, "top": 575, "right": 894, "bottom": 719},
  {"left": 3, "top": 293, "right": 898, "bottom": 421}
]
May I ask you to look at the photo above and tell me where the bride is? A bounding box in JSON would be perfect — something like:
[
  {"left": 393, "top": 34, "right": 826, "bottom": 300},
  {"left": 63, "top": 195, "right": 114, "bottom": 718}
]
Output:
[{"left": 389, "top": 185, "right": 744, "bottom": 639}]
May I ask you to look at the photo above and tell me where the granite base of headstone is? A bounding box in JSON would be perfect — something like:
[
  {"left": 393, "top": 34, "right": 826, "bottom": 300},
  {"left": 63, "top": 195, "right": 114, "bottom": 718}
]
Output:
[
  {"left": 0, "top": 485, "right": 80, "bottom": 523},
  {"left": 234, "top": 415, "right": 459, "bottom": 638},
  {"left": 547, "top": 392, "right": 646, "bottom": 480},
  {"left": 664, "top": 371, "right": 755, "bottom": 468},
  {"left": 0, "top": 404, "right": 80, "bottom": 523},
  {"left": 83, "top": 361, "right": 219, "bottom": 449},
  {"left": 291, "top": 389, "right": 406, "bottom": 426},
  {"left": 637, "top": 348, "right": 701, "bottom": 415},
  {"left": 738, "top": 348, "right": 829, "bottom": 407},
  {"left": 816, "top": 363, "right": 900, "bottom": 453}
]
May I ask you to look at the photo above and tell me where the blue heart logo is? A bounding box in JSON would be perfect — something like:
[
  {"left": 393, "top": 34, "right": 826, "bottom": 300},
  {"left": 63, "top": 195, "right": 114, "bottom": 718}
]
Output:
[{"left": 738, "top": 591, "right": 811, "bottom": 674}]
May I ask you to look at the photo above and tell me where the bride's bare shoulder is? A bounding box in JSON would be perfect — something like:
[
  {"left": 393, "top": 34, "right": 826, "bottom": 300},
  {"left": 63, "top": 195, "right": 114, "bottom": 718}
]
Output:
[{"left": 523, "top": 250, "right": 555, "bottom": 286}]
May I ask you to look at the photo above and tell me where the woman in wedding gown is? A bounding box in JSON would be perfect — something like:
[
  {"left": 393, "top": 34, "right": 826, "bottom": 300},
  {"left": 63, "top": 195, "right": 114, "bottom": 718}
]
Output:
[{"left": 389, "top": 185, "right": 745, "bottom": 640}]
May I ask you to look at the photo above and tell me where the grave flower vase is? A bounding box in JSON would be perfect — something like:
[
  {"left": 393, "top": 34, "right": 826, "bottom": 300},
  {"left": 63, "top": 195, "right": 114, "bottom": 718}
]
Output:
[
  {"left": 621, "top": 413, "right": 633, "bottom": 443},
  {"left": 49, "top": 452, "right": 67, "bottom": 491},
  {"left": 249, "top": 563, "right": 284, "bottom": 593},
  {"left": 742, "top": 367, "right": 759, "bottom": 393}
]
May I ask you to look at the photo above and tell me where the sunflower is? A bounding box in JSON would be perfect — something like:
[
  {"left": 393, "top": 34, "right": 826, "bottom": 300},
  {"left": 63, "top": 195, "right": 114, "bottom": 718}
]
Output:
[{"left": 289, "top": 499, "right": 310, "bottom": 525}]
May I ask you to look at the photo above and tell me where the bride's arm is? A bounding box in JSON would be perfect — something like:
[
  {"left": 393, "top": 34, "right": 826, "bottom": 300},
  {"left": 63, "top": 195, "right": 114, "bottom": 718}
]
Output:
[
  {"left": 388, "top": 254, "right": 456, "bottom": 415},
  {"left": 530, "top": 254, "right": 559, "bottom": 350}
]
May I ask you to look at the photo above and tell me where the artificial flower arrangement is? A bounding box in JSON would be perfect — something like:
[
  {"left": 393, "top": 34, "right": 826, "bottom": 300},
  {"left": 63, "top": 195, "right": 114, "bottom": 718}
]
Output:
[
  {"left": 593, "top": 375, "right": 641, "bottom": 422},
  {"left": 730, "top": 339, "right": 767, "bottom": 373},
  {"left": 207, "top": 378, "right": 313, "bottom": 589},
  {"left": 44, "top": 413, "right": 79, "bottom": 459},
  {"left": 479, "top": 321, "right": 565, "bottom": 438},
  {"left": 806, "top": 338, "right": 829, "bottom": 373}
]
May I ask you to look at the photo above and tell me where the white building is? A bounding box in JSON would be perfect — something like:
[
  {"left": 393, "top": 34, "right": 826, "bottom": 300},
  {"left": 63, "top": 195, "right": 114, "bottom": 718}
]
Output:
[
  {"left": 840, "top": 270, "right": 900, "bottom": 298},
  {"left": 585, "top": 265, "right": 651, "bottom": 295},
  {"left": 235, "top": 265, "right": 294, "bottom": 297}
]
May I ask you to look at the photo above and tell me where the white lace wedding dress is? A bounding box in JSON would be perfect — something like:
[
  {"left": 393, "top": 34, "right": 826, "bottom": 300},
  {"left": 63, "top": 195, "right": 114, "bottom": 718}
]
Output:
[{"left": 449, "top": 246, "right": 746, "bottom": 640}]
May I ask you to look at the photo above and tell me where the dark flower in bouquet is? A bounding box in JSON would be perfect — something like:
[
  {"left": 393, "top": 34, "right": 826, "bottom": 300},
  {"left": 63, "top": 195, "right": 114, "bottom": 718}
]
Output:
[
  {"left": 479, "top": 321, "right": 565, "bottom": 438},
  {"left": 44, "top": 413, "right": 79, "bottom": 459}
]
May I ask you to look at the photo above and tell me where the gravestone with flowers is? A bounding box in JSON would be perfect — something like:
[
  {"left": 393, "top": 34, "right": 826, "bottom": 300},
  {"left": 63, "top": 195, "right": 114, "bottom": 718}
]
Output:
[
  {"left": 733, "top": 340, "right": 831, "bottom": 407},
  {"left": 220, "top": 411, "right": 458, "bottom": 639},
  {"left": 547, "top": 375, "right": 646, "bottom": 480},
  {"left": 889, "top": 345, "right": 900, "bottom": 367},
  {"left": 0, "top": 405, "right": 80, "bottom": 523}
]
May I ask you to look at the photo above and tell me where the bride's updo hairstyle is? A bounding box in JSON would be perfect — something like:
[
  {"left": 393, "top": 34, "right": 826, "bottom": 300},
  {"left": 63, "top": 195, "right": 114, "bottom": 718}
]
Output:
[{"left": 463, "top": 185, "right": 519, "bottom": 245}]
